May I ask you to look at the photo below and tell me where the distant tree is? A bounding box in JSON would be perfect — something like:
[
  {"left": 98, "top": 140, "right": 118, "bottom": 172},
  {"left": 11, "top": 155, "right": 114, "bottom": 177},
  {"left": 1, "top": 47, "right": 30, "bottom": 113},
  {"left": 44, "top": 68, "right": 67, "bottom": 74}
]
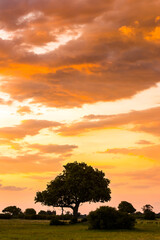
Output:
[
  {"left": 38, "top": 210, "right": 56, "bottom": 216},
  {"left": 38, "top": 210, "right": 46, "bottom": 215},
  {"left": 24, "top": 208, "right": 36, "bottom": 215},
  {"left": 142, "top": 204, "right": 153, "bottom": 212},
  {"left": 118, "top": 201, "right": 136, "bottom": 214},
  {"left": 2, "top": 206, "right": 22, "bottom": 216},
  {"left": 47, "top": 210, "right": 56, "bottom": 215},
  {"left": 35, "top": 161, "right": 111, "bottom": 220},
  {"left": 142, "top": 204, "right": 156, "bottom": 220},
  {"left": 134, "top": 211, "right": 143, "bottom": 219}
]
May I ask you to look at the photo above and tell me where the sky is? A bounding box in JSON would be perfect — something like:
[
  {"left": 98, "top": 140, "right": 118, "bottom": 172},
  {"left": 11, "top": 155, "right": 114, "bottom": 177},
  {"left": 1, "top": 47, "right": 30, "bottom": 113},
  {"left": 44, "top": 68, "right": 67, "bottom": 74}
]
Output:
[{"left": 0, "top": 0, "right": 160, "bottom": 215}]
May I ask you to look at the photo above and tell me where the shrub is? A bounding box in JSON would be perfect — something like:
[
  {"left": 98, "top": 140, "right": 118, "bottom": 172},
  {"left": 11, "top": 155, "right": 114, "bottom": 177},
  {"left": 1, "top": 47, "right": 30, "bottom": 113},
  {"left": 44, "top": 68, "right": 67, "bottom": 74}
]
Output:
[
  {"left": 69, "top": 216, "right": 78, "bottom": 224},
  {"left": 88, "top": 206, "right": 135, "bottom": 230},
  {"left": 144, "top": 210, "right": 156, "bottom": 220},
  {"left": 80, "top": 217, "right": 88, "bottom": 223},
  {"left": 59, "top": 214, "right": 73, "bottom": 221},
  {"left": 0, "top": 214, "right": 12, "bottom": 219},
  {"left": 50, "top": 216, "right": 65, "bottom": 226},
  {"left": 24, "top": 214, "right": 38, "bottom": 220}
]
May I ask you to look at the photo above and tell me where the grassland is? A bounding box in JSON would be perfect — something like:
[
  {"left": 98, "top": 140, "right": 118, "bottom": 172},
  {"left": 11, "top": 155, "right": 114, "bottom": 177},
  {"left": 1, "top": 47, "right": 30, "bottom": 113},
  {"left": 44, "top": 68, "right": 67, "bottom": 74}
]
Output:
[{"left": 0, "top": 219, "right": 160, "bottom": 240}]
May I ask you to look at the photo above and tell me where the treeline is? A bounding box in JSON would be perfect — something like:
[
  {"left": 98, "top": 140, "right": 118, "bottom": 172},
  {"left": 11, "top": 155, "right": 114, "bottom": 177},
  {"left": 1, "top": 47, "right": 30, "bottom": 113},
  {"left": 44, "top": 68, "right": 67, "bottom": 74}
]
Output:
[
  {"left": 0, "top": 202, "right": 159, "bottom": 221},
  {"left": 118, "top": 201, "right": 160, "bottom": 220},
  {"left": 0, "top": 206, "right": 56, "bottom": 220}
]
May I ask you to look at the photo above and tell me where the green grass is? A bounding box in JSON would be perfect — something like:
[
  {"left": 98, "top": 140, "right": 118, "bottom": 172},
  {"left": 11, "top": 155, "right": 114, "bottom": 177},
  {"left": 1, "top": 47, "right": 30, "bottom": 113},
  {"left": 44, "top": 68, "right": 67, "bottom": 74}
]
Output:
[{"left": 0, "top": 219, "right": 160, "bottom": 240}]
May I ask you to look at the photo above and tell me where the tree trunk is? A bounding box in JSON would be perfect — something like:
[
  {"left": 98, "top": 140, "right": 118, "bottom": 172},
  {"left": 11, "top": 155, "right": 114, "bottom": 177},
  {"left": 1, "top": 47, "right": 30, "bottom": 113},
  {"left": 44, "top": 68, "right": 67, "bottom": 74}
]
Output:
[
  {"left": 61, "top": 207, "right": 64, "bottom": 215},
  {"left": 73, "top": 203, "right": 80, "bottom": 220}
]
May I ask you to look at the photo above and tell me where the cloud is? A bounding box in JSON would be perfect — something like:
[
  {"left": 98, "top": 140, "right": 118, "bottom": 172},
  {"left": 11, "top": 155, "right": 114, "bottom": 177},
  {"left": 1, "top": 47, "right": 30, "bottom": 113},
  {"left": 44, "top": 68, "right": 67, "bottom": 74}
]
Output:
[
  {"left": 0, "top": 153, "right": 63, "bottom": 174},
  {"left": 136, "top": 140, "right": 153, "bottom": 145},
  {"left": 0, "top": 119, "right": 61, "bottom": 140},
  {"left": 112, "top": 166, "right": 160, "bottom": 184},
  {"left": 58, "top": 106, "right": 160, "bottom": 136},
  {"left": 104, "top": 144, "right": 160, "bottom": 161},
  {"left": 17, "top": 106, "right": 32, "bottom": 115},
  {"left": 130, "top": 185, "right": 150, "bottom": 189},
  {"left": 24, "top": 175, "right": 54, "bottom": 181},
  {"left": 0, "top": 184, "right": 27, "bottom": 191},
  {"left": 30, "top": 143, "right": 78, "bottom": 156},
  {"left": 0, "top": 1, "right": 160, "bottom": 107}
]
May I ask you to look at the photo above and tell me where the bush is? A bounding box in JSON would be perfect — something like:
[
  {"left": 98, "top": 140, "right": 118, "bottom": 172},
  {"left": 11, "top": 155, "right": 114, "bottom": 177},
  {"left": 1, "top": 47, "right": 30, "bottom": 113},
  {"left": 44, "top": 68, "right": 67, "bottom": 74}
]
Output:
[
  {"left": 50, "top": 216, "right": 65, "bottom": 226},
  {"left": 58, "top": 214, "right": 73, "bottom": 221},
  {"left": 24, "top": 214, "right": 38, "bottom": 220},
  {"left": 88, "top": 206, "right": 135, "bottom": 230},
  {"left": 0, "top": 214, "right": 12, "bottom": 219},
  {"left": 80, "top": 217, "right": 88, "bottom": 223},
  {"left": 144, "top": 210, "right": 156, "bottom": 220},
  {"left": 69, "top": 216, "right": 78, "bottom": 224}
]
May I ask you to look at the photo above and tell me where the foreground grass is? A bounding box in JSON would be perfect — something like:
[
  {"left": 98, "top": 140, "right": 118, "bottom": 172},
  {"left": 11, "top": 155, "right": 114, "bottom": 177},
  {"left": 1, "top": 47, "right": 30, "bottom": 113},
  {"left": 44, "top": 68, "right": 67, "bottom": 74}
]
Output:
[{"left": 0, "top": 219, "right": 160, "bottom": 240}]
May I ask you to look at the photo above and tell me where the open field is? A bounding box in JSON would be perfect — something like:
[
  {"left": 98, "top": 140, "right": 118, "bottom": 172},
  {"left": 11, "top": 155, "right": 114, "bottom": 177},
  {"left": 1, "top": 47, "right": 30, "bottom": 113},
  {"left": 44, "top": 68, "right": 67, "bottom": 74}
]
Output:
[{"left": 0, "top": 219, "right": 160, "bottom": 240}]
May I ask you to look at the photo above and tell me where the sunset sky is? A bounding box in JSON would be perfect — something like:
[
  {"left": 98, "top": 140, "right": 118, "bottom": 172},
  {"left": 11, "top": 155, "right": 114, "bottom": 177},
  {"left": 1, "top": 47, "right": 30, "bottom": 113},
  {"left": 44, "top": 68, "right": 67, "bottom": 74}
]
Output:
[{"left": 0, "top": 0, "right": 160, "bottom": 214}]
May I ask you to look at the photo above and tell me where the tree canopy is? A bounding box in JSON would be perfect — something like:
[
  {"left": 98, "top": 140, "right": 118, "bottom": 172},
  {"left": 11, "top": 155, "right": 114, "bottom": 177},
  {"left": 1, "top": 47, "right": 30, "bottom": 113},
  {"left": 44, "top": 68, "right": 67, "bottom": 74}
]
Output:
[
  {"left": 118, "top": 201, "right": 136, "bottom": 214},
  {"left": 142, "top": 204, "right": 156, "bottom": 220},
  {"left": 35, "top": 161, "right": 111, "bottom": 219},
  {"left": 142, "top": 204, "right": 153, "bottom": 212},
  {"left": 24, "top": 208, "right": 36, "bottom": 215},
  {"left": 2, "top": 206, "right": 22, "bottom": 216}
]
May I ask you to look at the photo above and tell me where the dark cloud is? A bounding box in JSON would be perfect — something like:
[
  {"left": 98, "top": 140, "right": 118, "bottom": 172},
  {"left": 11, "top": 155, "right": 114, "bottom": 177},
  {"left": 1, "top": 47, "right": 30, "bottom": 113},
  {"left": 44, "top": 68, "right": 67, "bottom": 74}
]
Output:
[{"left": 0, "top": 0, "right": 160, "bottom": 107}]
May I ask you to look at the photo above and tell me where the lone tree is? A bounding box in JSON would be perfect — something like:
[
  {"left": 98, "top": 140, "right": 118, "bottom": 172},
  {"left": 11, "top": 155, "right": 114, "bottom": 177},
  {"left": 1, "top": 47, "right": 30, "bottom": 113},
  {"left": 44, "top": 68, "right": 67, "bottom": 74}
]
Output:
[
  {"left": 2, "top": 206, "right": 22, "bottom": 216},
  {"left": 142, "top": 204, "right": 156, "bottom": 220},
  {"left": 118, "top": 201, "right": 136, "bottom": 214},
  {"left": 35, "top": 162, "right": 111, "bottom": 219}
]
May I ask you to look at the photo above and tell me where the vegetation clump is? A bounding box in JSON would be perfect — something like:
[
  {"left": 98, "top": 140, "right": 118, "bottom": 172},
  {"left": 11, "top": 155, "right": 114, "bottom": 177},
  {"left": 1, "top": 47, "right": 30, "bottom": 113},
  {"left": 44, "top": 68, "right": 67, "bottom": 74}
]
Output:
[
  {"left": 142, "top": 204, "right": 156, "bottom": 220},
  {"left": 50, "top": 216, "right": 65, "bottom": 226},
  {"left": 118, "top": 201, "right": 136, "bottom": 214},
  {"left": 88, "top": 206, "right": 135, "bottom": 230}
]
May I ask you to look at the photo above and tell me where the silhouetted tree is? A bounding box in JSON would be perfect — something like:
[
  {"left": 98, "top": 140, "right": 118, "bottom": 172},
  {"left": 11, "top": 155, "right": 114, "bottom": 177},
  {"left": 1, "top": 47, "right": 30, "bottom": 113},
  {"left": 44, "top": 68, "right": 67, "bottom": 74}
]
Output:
[
  {"left": 35, "top": 161, "right": 111, "bottom": 220},
  {"left": 38, "top": 210, "right": 56, "bottom": 215},
  {"left": 38, "top": 210, "right": 46, "bottom": 215},
  {"left": 142, "top": 204, "right": 156, "bottom": 220},
  {"left": 2, "top": 206, "right": 22, "bottom": 216},
  {"left": 118, "top": 201, "right": 136, "bottom": 214},
  {"left": 24, "top": 208, "right": 36, "bottom": 215},
  {"left": 142, "top": 204, "right": 153, "bottom": 212}
]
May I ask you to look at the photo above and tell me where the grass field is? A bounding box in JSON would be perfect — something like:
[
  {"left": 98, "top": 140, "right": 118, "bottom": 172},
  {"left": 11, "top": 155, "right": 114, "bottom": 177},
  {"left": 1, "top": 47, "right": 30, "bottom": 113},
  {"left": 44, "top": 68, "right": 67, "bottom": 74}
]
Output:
[{"left": 0, "top": 219, "right": 160, "bottom": 240}]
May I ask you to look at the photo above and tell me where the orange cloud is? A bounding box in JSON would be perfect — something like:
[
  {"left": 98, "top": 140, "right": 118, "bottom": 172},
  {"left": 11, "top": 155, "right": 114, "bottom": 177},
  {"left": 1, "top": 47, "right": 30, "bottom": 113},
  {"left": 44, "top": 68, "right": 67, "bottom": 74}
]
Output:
[
  {"left": 111, "top": 166, "right": 160, "bottom": 185},
  {"left": 0, "top": 1, "right": 159, "bottom": 107},
  {"left": 58, "top": 106, "right": 160, "bottom": 136},
  {"left": 0, "top": 119, "right": 61, "bottom": 140},
  {"left": 17, "top": 106, "right": 32, "bottom": 115},
  {"left": 30, "top": 144, "right": 78, "bottom": 156},
  {"left": 145, "top": 27, "right": 160, "bottom": 42},
  {"left": 0, "top": 154, "right": 63, "bottom": 174},
  {"left": 136, "top": 140, "right": 153, "bottom": 145},
  {"left": 104, "top": 144, "right": 160, "bottom": 161},
  {"left": 119, "top": 26, "right": 135, "bottom": 37},
  {"left": 0, "top": 184, "right": 27, "bottom": 191}
]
